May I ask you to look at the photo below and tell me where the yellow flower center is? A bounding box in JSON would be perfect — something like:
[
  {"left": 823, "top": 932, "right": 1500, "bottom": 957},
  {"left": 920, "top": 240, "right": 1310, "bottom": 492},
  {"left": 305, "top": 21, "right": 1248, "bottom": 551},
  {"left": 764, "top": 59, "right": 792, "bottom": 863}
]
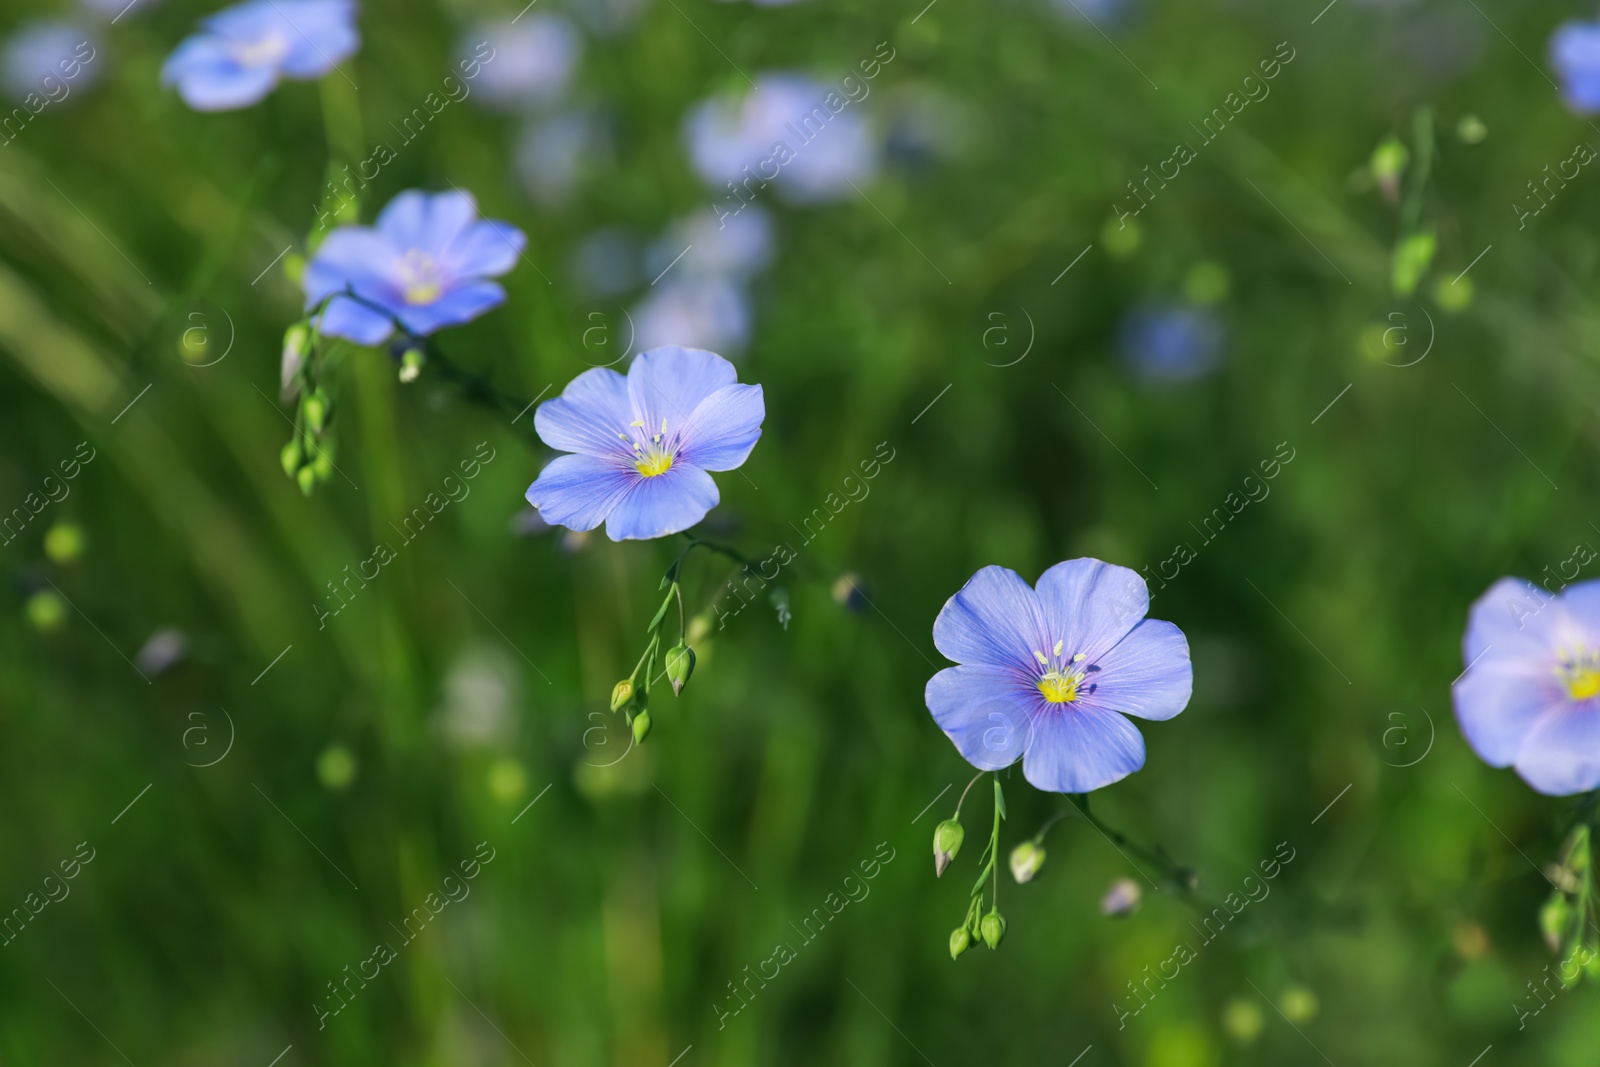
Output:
[
  {"left": 635, "top": 451, "right": 673, "bottom": 477},
  {"left": 399, "top": 250, "right": 444, "bottom": 306},
  {"left": 1033, "top": 641, "right": 1087, "bottom": 704},
  {"left": 1556, "top": 648, "right": 1600, "bottom": 701},
  {"left": 1037, "top": 670, "right": 1081, "bottom": 704},
  {"left": 621, "top": 418, "right": 675, "bottom": 478}
]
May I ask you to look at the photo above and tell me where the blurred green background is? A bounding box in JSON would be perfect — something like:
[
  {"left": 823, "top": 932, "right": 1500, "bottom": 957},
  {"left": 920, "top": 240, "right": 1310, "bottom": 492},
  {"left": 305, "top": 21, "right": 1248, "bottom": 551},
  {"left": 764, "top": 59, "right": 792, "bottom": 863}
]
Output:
[{"left": 5, "top": 0, "right": 1600, "bottom": 1063}]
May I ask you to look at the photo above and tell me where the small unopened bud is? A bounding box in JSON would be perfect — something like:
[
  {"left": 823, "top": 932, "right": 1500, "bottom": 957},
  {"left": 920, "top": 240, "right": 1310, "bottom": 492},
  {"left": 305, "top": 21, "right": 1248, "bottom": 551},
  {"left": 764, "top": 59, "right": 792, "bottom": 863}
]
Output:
[
  {"left": 281, "top": 323, "right": 309, "bottom": 397},
  {"left": 831, "top": 573, "right": 869, "bottom": 613},
  {"left": 610, "top": 679, "right": 634, "bottom": 712},
  {"left": 1009, "top": 840, "right": 1046, "bottom": 884},
  {"left": 303, "top": 390, "right": 330, "bottom": 434},
  {"left": 979, "top": 910, "right": 1006, "bottom": 950},
  {"left": 1371, "top": 135, "right": 1408, "bottom": 202},
  {"left": 1541, "top": 893, "right": 1573, "bottom": 954},
  {"left": 296, "top": 465, "right": 317, "bottom": 496},
  {"left": 665, "top": 642, "right": 696, "bottom": 695},
  {"left": 1101, "top": 877, "right": 1142, "bottom": 917},
  {"left": 948, "top": 927, "right": 971, "bottom": 960},
  {"left": 933, "top": 819, "right": 964, "bottom": 877},
  {"left": 398, "top": 347, "right": 425, "bottom": 383},
  {"left": 632, "top": 708, "right": 652, "bottom": 744},
  {"left": 280, "top": 439, "right": 303, "bottom": 477}
]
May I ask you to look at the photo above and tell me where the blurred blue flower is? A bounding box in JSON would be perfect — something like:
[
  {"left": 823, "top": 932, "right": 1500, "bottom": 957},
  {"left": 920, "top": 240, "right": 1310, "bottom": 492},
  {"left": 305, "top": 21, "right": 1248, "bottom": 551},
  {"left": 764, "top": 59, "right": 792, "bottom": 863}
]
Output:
[
  {"left": 925, "top": 560, "right": 1192, "bottom": 794},
  {"left": 1454, "top": 578, "right": 1600, "bottom": 795},
  {"left": 1552, "top": 20, "right": 1600, "bottom": 114},
  {"left": 303, "top": 189, "right": 525, "bottom": 345},
  {"left": 462, "top": 16, "right": 580, "bottom": 109},
  {"left": 632, "top": 276, "right": 752, "bottom": 355},
  {"left": 1047, "top": 0, "right": 1134, "bottom": 27},
  {"left": 684, "top": 73, "right": 877, "bottom": 203},
  {"left": 526, "top": 346, "right": 765, "bottom": 541},
  {"left": 1119, "top": 305, "right": 1223, "bottom": 385},
  {"left": 2, "top": 20, "right": 101, "bottom": 102},
  {"left": 516, "top": 108, "right": 608, "bottom": 205},
  {"left": 653, "top": 206, "right": 773, "bottom": 280},
  {"left": 161, "top": 0, "right": 357, "bottom": 112},
  {"left": 571, "top": 227, "right": 642, "bottom": 298}
]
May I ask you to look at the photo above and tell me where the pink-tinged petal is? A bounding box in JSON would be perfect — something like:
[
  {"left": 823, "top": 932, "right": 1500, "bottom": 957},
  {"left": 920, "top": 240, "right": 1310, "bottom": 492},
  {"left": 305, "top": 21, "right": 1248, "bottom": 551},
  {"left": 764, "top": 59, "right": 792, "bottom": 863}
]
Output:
[
  {"left": 1078, "top": 618, "right": 1192, "bottom": 721},
  {"left": 931, "top": 565, "right": 1048, "bottom": 669},
  {"left": 533, "top": 367, "right": 634, "bottom": 461},
  {"left": 1514, "top": 703, "right": 1600, "bottom": 795},
  {"left": 314, "top": 296, "right": 395, "bottom": 346},
  {"left": 526, "top": 453, "right": 634, "bottom": 533},
  {"left": 1022, "top": 706, "right": 1146, "bottom": 794},
  {"left": 1453, "top": 660, "right": 1562, "bottom": 767},
  {"left": 377, "top": 190, "right": 478, "bottom": 254},
  {"left": 394, "top": 281, "right": 505, "bottom": 335},
  {"left": 677, "top": 383, "right": 763, "bottom": 471},
  {"left": 1463, "top": 577, "right": 1557, "bottom": 667},
  {"left": 626, "top": 346, "right": 738, "bottom": 436},
  {"left": 924, "top": 665, "right": 1038, "bottom": 771},
  {"left": 604, "top": 462, "right": 719, "bottom": 541},
  {"left": 441, "top": 220, "right": 526, "bottom": 279},
  {"left": 1035, "top": 558, "right": 1150, "bottom": 662}
]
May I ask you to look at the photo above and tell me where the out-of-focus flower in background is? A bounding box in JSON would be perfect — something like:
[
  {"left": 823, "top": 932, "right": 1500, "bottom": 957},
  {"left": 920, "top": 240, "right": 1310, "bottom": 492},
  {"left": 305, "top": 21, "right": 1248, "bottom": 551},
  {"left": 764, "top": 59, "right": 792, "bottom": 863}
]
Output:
[
  {"left": 632, "top": 276, "right": 752, "bottom": 355},
  {"left": 81, "top": 0, "right": 159, "bottom": 18},
  {"left": 1552, "top": 19, "right": 1600, "bottom": 114},
  {"left": 1119, "top": 304, "right": 1224, "bottom": 386},
  {"left": 1046, "top": 0, "right": 1135, "bottom": 29},
  {"left": 1, "top": 20, "right": 101, "bottom": 102},
  {"left": 303, "top": 189, "right": 526, "bottom": 345},
  {"left": 161, "top": 0, "right": 358, "bottom": 112},
  {"left": 461, "top": 15, "right": 581, "bottom": 109},
  {"left": 135, "top": 628, "right": 188, "bottom": 677},
  {"left": 684, "top": 73, "right": 877, "bottom": 204},
  {"left": 433, "top": 646, "right": 519, "bottom": 749},
  {"left": 571, "top": 227, "right": 642, "bottom": 299},
  {"left": 653, "top": 207, "right": 774, "bottom": 280},
  {"left": 516, "top": 108, "right": 609, "bottom": 206}
]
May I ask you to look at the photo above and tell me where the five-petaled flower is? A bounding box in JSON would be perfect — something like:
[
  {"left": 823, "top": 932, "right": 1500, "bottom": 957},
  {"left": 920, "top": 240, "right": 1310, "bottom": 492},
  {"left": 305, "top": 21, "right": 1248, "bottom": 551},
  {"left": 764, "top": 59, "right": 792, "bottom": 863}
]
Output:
[
  {"left": 162, "top": 0, "right": 358, "bottom": 112},
  {"left": 303, "top": 189, "right": 526, "bottom": 346},
  {"left": 526, "top": 347, "right": 764, "bottom": 541},
  {"left": 925, "top": 560, "right": 1193, "bottom": 794},
  {"left": 1453, "top": 577, "right": 1600, "bottom": 795}
]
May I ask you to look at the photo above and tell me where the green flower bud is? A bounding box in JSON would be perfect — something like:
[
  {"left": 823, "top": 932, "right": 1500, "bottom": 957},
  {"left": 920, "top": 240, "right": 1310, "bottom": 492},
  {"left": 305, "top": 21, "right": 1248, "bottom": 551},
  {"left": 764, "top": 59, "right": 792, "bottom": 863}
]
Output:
[
  {"left": 398, "top": 347, "right": 425, "bottom": 383},
  {"left": 304, "top": 390, "right": 329, "bottom": 434},
  {"left": 280, "top": 439, "right": 303, "bottom": 477},
  {"left": 1371, "top": 136, "right": 1409, "bottom": 181},
  {"left": 665, "top": 642, "right": 696, "bottom": 696},
  {"left": 1279, "top": 986, "right": 1319, "bottom": 1023},
  {"left": 949, "top": 927, "right": 971, "bottom": 960},
  {"left": 610, "top": 679, "right": 634, "bottom": 712},
  {"left": 933, "top": 818, "right": 964, "bottom": 877},
  {"left": 296, "top": 465, "right": 317, "bottom": 496},
  {"left": 311, "top": 451, "right": 333, "bottom": 484},
  {"left": 1456, "top": 114, "right": 1487, "bottom": 145},
  {"left": 281, "top": 323, "right": 309, "bottom": 396},
  {"left": 632, "top": 707, "right": 653, "bottom": 744},
  {"left": 43, "top": 523, "right": 85, "bottom": 565},
  {"left": 1541, "top": 892, "right": 1573, "bottom": 953},
  {"left": 979, "top": 910, "right": 1006, "bottom": 950},
  {"left": 1009, "top": 840, "right": 1046, "bottom": 884}
]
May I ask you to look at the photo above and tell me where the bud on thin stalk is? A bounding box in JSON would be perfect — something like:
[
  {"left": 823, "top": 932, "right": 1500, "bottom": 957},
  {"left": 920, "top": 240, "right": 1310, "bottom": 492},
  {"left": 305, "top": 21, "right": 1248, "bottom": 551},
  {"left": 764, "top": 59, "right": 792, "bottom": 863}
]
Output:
[
  {"left": 933, "top": 819, "right": 964, "bottom": 877},
  {"left": 610, "top": 679, "right": 634, "bottom": 712},
  {"left": 665, "top": 642, "right": 695, "bottom": 696}
]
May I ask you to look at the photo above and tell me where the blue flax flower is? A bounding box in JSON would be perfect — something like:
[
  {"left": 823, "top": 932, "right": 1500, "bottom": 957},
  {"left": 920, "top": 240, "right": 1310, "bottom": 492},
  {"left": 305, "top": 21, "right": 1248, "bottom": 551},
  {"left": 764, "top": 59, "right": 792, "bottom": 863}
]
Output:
[
  {"left": 526, "top": 347, "right": 764, "bottom": 541},
  {"left": 1454, "top": 578, "right": 1600, "bottom": 795},
  {"left": 303, "top": 189, "right": 526, "bottom": 346},
  {"left": 925, "top": 560, "right": 1192, "bottom": 793},
  {"left": 1552, "top": 20, "right": 1600, "bottom": 114},
  {"left": 161, "top": 0, "right": 357, "bottom": 112}
]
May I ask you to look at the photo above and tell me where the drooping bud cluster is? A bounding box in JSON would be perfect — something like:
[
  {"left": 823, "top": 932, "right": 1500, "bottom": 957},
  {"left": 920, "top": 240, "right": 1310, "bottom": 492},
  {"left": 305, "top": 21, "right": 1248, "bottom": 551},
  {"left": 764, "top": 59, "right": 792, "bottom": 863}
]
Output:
[{"left": 278, "top": 322, "right": 338, "bottom": 496}]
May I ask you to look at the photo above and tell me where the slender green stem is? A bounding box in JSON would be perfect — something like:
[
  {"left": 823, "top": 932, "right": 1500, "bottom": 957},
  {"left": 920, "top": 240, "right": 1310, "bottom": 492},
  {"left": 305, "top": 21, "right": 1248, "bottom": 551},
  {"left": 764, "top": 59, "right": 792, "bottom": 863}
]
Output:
[{"left": 952, "top": 771, "right": 984, "bottom": 820}]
